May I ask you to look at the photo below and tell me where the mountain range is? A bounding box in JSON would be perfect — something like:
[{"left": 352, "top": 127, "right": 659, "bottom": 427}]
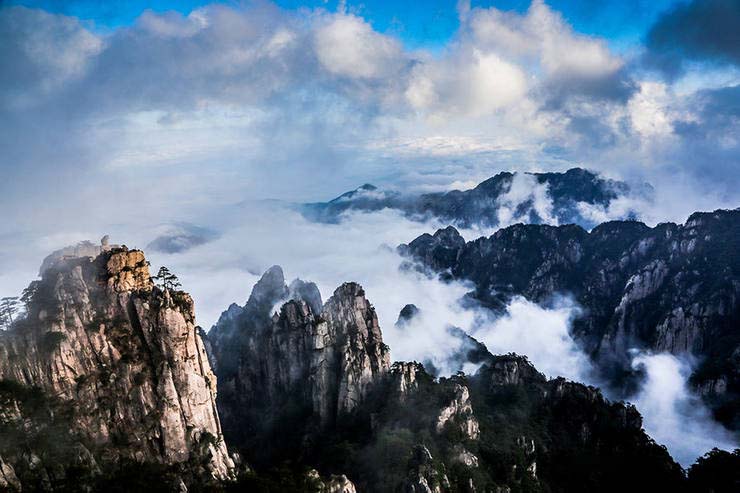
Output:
[
  {"left": 399, "top": 209, "right": 740, "bottom": 432},
  {"left": 300, "top": 168, "right": 650, "bottom": 229},
  {"left": 0, "top": 165, "right": 738, "bottom": 492},
  {"left": 0, "top": 230, "right": 737, "bottom": 491}
]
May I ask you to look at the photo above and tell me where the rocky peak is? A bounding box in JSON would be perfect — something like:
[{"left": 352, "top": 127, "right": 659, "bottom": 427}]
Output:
[
  {"left": 245, "top": 264, "right": 288, "bottom": 315},
  {"left": 484, "top": 354, "right": 547, "bottom": 387},
  {"left": 403, "top": 445, "right": 450, "bottom": 493},
  {"left": 306, "top": 469, "right": 358, "bottom": 493},
  {"left": 0, "top": 247, "right": 234, "bottom": 489},
  {"left": 302, "top": 168, "right": 642, "bottom": 229},
  {"left": 103, "top": 247, "right": 152, "bottom": 292},
  {"left": 288, "top": 278, "right": 323, "bottom": 314},
  {"left": 399, "top": 226, "right": 464, "bottom": 273},
  {"left": 436, "top": 381, "right": 480, "bottom": 440},
  {"left": 396, "top": 303, "right": 420, "bottom": 327},
  {"left": 211, "top": 271, "right": 390, "bottom": 454},
  {"left": 401, "top": 209, "right": 740, "bottom": 428}
]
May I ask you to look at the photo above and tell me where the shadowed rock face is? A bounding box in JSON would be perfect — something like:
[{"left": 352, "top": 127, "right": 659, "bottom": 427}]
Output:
[
  {"left": 1, "top": 235, "right": 735, "bottom": 491},
  {"left": 209, "top": 268, "right": 390, "bottom": 454},
  {"left": 400, "top": 209, "right": 740, "bottom": 427},
  {"left": 207, "top": 271, "right": 690, "bottom": 493},
  {"left": 300, "top": 168, "right": 644, "bottom": 229},
  {"left": 0, "top": 247, "right": 234, "bottom": 489}
]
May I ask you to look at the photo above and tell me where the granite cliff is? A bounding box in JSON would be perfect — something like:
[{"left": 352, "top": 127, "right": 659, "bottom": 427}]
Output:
[
  {"left": 399, "top": 209, "right": 740, "bottom": 429},
  {"left": 208, "top": 269, "right": 694, "bottom": 492},
  {"left": 0, "top": 247, "right": 234, "bottom": 491},
  {"left": 208, "top": 266, "right": 390, "bottom": 458}
]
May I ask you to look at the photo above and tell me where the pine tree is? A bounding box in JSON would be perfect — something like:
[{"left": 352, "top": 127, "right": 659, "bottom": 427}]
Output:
[
  {"left": 152, "top": 266, "right": 182, "bottom": 291},
  {"left": 0, "top": 296, "right": 20, "bottom": 330},
  {"left": 20, "top": 281, "right": 40, "bottom": 311}
]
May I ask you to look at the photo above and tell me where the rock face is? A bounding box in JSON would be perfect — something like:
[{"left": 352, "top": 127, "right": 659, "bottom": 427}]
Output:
[
  {"left": 401, "top": 209, "right": 740, "bottom": 428},
  {"left": 469, "top": 354, "right": 684, "bottom": 492},
  {"left": 209, "top": 267, "right": 390, "bottom": 454},
  {"left": 301, "top": 168, "right": 644, "bottom": 229},
  {"left": 0, "top": 247, "right": 233, "bottom": 489},
  {"left": 403, "top": 445, "right": 450, "bottom": 493},
  {"left": 207, "top": 272, "right": 689, "bottom": 493}
]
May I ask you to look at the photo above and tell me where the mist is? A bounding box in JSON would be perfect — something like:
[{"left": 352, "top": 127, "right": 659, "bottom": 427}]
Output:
[
  {"left": 1, "top": 177, "right": 736, "bottom": 468},
  {"left": 1, "top": 1, "right": 739, "bottom": 489},
  {"left": 141, "top": 200, "right": 734, "bottom": 467},
  {"left": 470, "top": 296, "right": 593, "bottom": 383},
  {"left": 631, "top": 352, "right": 738, "bottom": 467}
]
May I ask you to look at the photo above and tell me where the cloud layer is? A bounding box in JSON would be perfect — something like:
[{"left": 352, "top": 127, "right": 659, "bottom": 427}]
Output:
[
  {"left": 1, "top": 0, "right": 738, "bottom": 232},
  {"left": 1, "top": 0, "right": 739, "bottom": 467}
]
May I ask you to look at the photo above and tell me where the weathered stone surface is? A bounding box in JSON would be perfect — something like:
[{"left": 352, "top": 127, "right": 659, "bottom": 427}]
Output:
[
  {"left": 403, "top": 445, "right": 450, "bottom": 493},
  {"left": 486, "top": 354, "right": 547, "bottom": 387},
  {"left": 325, "top": 474, "right": 357, "bottom": 493},
  {"left": 0, "top": 456, "right": 21, "bottom": 491},
  {"left": 211, "top": 268, "right": 390, "bottom": 444},
  {"left": 0, "top": 247, "right": 234, "bottom": 487},
  {"left": 206, "top": 267, "right": 687, "bottom": 492},
  {"left": 435, "top": 383, "right": 479, "bottom": 440},
  {"left": 307, "top": 469, "right": 358, "bottom": 493},
  {"left": 401, "top": 209, "right": 740, "bottom": 427},
  {"left": 390, "top": 362, "right": 424, "bottom": 396}
]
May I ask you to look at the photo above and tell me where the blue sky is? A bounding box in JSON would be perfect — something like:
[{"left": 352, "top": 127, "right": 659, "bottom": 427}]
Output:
[
  {"left": 0, "top": 0, "right": 738, "bottom": 230},
  {"left": 8, "top": 0, "right": 682, "bottom": 50}
]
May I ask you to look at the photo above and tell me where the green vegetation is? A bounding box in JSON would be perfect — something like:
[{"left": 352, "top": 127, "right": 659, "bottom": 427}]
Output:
[
  {"left": 39, "top": 331, "right": 67, "bottom": 355},
  {"left": 152, "top": 266, "right": 182, "bottom": 291},
  {"left": 687, "top": 448, "right": 740, "bottom": 493},
  {"left": 0, "top": 296, "right": 21, "bottom": 330}
]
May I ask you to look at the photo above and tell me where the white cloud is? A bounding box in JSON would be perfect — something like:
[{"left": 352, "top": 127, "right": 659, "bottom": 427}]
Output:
[
  {"left": 471, "top": 296, "right": 592, "bottom": 382},
  {"left": 467, "top": 0, "right": 624, "bottom": 88},
  {"left": 406, "top": 48, "right": 528, "bottom": 117},
  {"left": 0, "top": 7, "right": 101, "bottom": 109},
  {"left": 630, "top": 352, "right": 737, "bottom": 467},
  {"left": 495, "top": 172, "right": 558, "bottom": 227},
  {"left": 628, "top": 81, "right": 677, "bottom": 139},
  {"left": 314, "top": 13, "right": 404, "bottom": 79}
]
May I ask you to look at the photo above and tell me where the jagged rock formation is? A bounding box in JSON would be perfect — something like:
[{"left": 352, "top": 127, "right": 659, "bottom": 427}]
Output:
[
  {"left": 209, "top": 267, "right": 390, "bottom": 455},
  {"left": 209, "top": 271, "right": 690, "bottom": 492},
  {"left": 301, "top": 168, "right": 646, "bottom": 229},
  {"left": 400, "top": 209, "right": 740, "bottom": 428},
  {"left": 403, "top": 445, "right": 450, "bottom": 493},
  {"left": 469, "top": 354, "right": 686, "bottom": 492},
  {"left": 0, "top": 247, "right": 233, "bottom": 490},
  {"left": 305, "top": 469, "right": 358, "bottom": 493}
]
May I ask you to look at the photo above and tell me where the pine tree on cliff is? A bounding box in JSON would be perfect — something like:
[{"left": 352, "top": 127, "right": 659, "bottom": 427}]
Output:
[
  {"left": 20, "top": 282, "right": 39, "bottom": 311},
  {"left": 152, "top": 266, "right": 181, "bottom": 291},
  {"left": 0, "top": 296, "right": 20, "bottom": 329}
]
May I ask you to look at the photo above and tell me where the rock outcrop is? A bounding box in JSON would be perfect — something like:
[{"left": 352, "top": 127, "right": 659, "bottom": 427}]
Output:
[
  {"left": 0, "top": 247, "right": 233, "bottom": 490},
  {"left": 208, "top": 272, "right": 688, "bottom": 492},
  {"left": 403, "top": 445, "right": 450, "bottom": 493},
  {"left": 209, "top": 267, "right": 390, "bottom": 455},
  {"left": 401, "top": 209, "right": 740, "bottom": 428}
]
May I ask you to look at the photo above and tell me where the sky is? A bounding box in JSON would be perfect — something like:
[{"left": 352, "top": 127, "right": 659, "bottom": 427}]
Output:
[
  {"left": 0, "top": 0, "right": 738, "bottom": 464},
  {"left": 0, "top": 0, "right": 738, "bottom": 300},
  {"left": 4, "top": 0, "right": 680, "bottom": 50}
]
